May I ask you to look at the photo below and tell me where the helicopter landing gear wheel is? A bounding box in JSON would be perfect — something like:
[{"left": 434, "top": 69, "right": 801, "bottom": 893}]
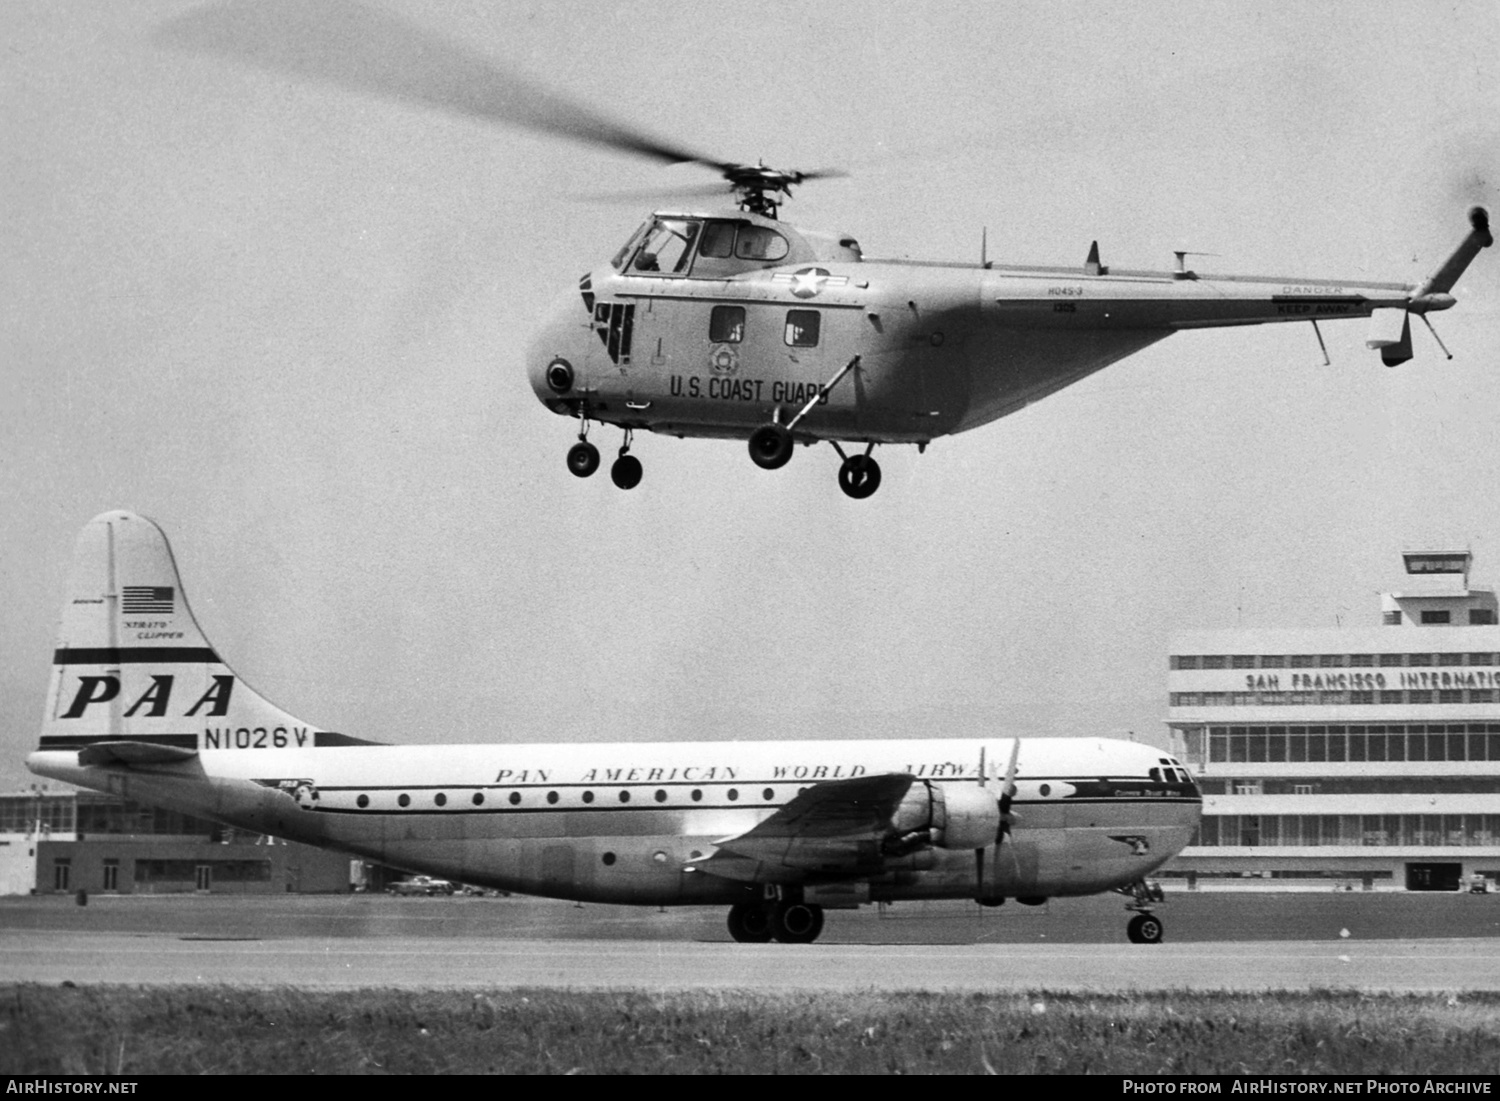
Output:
[
  {"left": 770, "top": 901, "right": 825, "bottom": 944},
  {"left": 727, "top": 902, "right": 774, "bottom": 943},
  {"left": 610, "top": 454, "right": 642, "bottom": 490},
  {"left": 609, "top": 428, "right": 642, "bottom": 490},
  {"left": 838, "top": 454, "right": 882, "bottom": 499},
  {"left": 1127, "top": 912, "right": 1163, "bottom": 944},
  {"left": 567, "top": 441, "right": 600, "bottom": 478},
  {"left": 748, "top": 424, "right": 794, "bottom": 470}
]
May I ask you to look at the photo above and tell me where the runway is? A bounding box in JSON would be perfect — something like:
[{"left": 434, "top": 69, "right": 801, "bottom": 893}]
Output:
[
  {"left": 4, "top": 931, "right": 1499, "bottom": 992},
  {"left": 4, "top": 892, "right": 1500, "bottom": 992}
]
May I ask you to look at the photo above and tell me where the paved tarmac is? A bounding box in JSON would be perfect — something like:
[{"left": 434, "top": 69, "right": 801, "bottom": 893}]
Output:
[
  {"left": 3, "top": 892, "right": 1500, "bottom": 992},
  {"left": 4, "top": 930, "right": 1500, "bottom": 992}
]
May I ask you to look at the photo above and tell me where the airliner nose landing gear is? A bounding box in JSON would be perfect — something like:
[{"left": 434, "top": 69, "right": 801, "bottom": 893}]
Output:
[
  {"left": 1119, "top": 879, "right": 1166, "bottom": 943},
  {"left": 1127, "top": 912, "right": 1163, "bottom": 944},
  {"left": 610, "top": 428, "right": 642, "bottom": 490}
]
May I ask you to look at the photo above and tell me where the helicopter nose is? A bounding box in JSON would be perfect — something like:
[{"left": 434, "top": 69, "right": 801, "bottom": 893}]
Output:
[{"left": 527, "top": 289, "right": 589, "bottom": 414}]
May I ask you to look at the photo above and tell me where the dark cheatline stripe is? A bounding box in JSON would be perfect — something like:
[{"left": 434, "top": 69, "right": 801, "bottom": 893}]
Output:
[
  {"left": 1269, "top": 295, "right": 1367, "bottom": 304},
  {"left": 314, "top": 731, "right": 387, "bottom": 748},
  {"left": 53, "top": 647, "right": 219, "bottom": 665},
  {"left": 38, "top": 733, "right": 199, "bottom": 750}
]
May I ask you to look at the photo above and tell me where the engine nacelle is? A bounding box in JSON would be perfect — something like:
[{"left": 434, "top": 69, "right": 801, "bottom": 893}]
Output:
[{"left": 886, "top": 779, "right": 1001, "bottom": 854}]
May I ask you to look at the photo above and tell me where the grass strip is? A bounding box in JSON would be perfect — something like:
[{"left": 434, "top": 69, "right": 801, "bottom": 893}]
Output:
[{"left": 4, "top": 985, "right": 1500, "bottom": 1075}]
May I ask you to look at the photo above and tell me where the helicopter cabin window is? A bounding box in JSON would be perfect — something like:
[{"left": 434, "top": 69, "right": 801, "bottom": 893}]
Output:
[
  {"left": 699, "top": 221, "right": 737, "bottom": 259},
  {"left": 710, "top": 305, "right": 745, "bottom": 343},
  {"left": 692, "top": 220, "right": 792, "bottom": 278},
  {"left": 735, "top": 225, "right": 789, "bottom": 262},
  {"left": 630, "top": 218, "right": 701, "bottom": 275},
  {"left": 785, "top": 309, "right": 820, "bottom": 347}
]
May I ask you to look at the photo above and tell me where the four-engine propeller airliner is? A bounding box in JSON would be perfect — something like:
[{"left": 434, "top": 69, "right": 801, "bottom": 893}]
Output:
[{"left": 27, "top": 511, "right": 1201, "bottom": 943}]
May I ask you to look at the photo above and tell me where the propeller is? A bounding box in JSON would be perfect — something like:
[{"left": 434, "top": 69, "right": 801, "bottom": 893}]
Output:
[
  {"left": 974, "top": 741, "right": 1021, "bottom": 902},
  {"left": 158, "top": 0, "right": 843, "bottom": 217}
]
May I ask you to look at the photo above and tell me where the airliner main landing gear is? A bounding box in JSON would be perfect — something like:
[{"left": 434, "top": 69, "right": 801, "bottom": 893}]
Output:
[
  {"left": 771, "top": 900, "right": 825, "bottom": 943},
  {"left": 1119, "top": 879, "right": 1166, "bottom": 944},
  {"left": 726, "top": 899, "right": 825, "bottom": 944},
  {"left": 727, "top": 901, "right": 774, "bottom": 943}
]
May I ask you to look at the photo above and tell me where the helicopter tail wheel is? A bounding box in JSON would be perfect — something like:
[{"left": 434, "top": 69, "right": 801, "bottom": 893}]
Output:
[
  {"left": 1127, "top": 913, "right": 1164, "bottom": 944},
  {"left": 770, "top": 901, "right": 825, "bottom": 944},
  {"left": 748, "top": 424, "right": 794, "bottom": 470},
  {"left": 610, "top": 453, "right": 643, "bottom": 490},
  {"left": 837, "top": 454, "right": 882, "bottom": 499},
  {"left": 566, "top": 441, "right": 600, "bottom": 478},
  {"left": 727, "top": 902, "right": 774, "bottom": 943}
]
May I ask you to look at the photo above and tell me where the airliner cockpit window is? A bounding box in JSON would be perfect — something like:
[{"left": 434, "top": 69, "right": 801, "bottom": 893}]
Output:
[{"left": 630, "top": 218, "right": 702, "bottom": 275}]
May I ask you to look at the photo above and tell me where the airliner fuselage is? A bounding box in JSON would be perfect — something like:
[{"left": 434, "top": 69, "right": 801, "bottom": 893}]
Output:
[{"left": 29, "top": 736, "right": 1200, "bottom": 909}]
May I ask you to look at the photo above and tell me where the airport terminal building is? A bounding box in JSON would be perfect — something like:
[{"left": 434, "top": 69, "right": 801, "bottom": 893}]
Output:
[
  {"left": 0, "top": 788, "right": 352, "bottom": 895},
  {"left": 1165, "top": 550, "right": 1500, "bottom": 890}
]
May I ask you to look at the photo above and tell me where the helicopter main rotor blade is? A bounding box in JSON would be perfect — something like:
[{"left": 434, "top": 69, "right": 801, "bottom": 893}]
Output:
[
  {"left": 158, "top": 0, "right": 735, "bottom": 172},
  {"left": 569, "top": 183, "right": 739, "bottom": 206}
]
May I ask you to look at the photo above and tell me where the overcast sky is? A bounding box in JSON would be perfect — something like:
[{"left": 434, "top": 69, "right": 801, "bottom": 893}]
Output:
[{"left": 4, "top": 1, "right": 1498, "bottom": 793}]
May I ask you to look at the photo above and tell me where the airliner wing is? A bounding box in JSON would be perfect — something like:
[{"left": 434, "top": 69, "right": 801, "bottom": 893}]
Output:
[{"left": 695, "top": 773, "right": 915, "bottom": 881}]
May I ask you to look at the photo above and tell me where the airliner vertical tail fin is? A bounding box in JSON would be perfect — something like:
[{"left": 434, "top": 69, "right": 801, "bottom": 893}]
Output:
[{"left": 38, "top": 511, "right": 336, "bottom": 758}]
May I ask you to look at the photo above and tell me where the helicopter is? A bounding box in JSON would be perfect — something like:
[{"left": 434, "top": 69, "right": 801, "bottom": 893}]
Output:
[{"left": 166, "top": 2, "right": 1493, "bottom": 499}]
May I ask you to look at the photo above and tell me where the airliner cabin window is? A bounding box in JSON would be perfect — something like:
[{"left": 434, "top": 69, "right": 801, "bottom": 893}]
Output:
[
  {"left": 785, "top": 309, "right": 820, "bottom": 347},
  {"left": 710, "top": 305, "right": 745, "bottom": 343},
  {"left": 630, "top": 218, "right": 702, "bottom": 275}
]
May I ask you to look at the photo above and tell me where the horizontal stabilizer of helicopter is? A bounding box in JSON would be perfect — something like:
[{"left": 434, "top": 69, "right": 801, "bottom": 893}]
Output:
[{"left": 1367, "top": 307, "right": 1413, "bottom": 366}]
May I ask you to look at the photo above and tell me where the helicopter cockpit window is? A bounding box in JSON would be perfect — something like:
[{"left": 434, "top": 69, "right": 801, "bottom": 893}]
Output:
[
  {"left": 784, "top": 309, "right": 820, "bottom": 347},
  {"left": 630, "top": 218, "right": 701, "bottom": 275},
  {"left": 611, "top": 221, "right": 652, "bottom": 270}
]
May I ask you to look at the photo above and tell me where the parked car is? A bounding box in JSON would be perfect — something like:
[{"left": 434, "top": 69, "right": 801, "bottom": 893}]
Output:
[{"left": 388, "top": 875, "right": 455, "bottom": 896}]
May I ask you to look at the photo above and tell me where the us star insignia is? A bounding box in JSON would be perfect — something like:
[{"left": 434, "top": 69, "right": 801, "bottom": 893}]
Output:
[{"left": 772, "top": 267, "right": 850, "bottom": 299}]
